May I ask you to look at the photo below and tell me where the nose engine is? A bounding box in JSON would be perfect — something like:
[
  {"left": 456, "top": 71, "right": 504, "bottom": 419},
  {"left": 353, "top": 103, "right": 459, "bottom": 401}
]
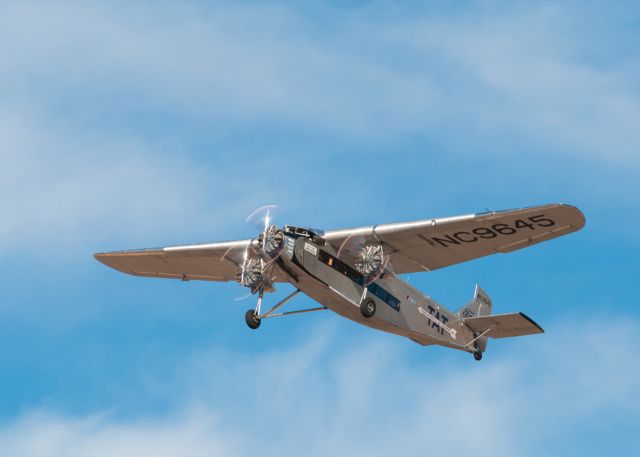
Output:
[{"left": 260, "top": 225, "right": 285, "bottom": 257}]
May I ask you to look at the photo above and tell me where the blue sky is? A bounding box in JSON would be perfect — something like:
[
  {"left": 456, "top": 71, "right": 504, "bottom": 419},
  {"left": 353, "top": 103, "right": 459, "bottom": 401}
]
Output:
[{"left": 0, "top": 0, "right": 639, "bottom": 455}]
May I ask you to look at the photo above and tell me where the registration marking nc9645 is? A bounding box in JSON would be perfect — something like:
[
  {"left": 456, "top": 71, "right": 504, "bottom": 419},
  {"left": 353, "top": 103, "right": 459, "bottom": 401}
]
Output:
[{"left": 430, "top": 215, "right": 556, "bottom": 247}]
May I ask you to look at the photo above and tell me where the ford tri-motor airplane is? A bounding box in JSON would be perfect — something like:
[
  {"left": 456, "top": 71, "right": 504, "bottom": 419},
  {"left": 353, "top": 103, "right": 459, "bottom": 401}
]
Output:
[{"left": 95, "top": 203, "right": 585, "bottom": 361}]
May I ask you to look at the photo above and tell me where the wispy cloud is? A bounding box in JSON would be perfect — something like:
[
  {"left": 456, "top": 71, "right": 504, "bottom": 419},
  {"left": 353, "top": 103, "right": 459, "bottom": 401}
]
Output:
[
  {"left": 1, "top": 1, "right": 637, "bottom": 160},
  {"left": 0, "top": 108, "right": 300, "bottom": 254},
  {"left": 2, "top": 315, "right": 636, "bottom": 457},
  {"left": 1, "top": 0, "right": 637, "bottom": 255},
  {"left": 0, "top": 3, "right": 635, "bottom": 456},
  {"left": 0, "top": 111, "right": 210, "bottom": 253},
  {"left": 0, "top": 410, "right": 241, "bottom": 457}
]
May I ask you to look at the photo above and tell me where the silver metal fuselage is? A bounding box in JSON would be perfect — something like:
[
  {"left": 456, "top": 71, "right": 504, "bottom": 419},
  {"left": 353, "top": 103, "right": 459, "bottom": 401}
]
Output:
[{"left": 277, "top": 232, "right": 474, "bottom": 352}]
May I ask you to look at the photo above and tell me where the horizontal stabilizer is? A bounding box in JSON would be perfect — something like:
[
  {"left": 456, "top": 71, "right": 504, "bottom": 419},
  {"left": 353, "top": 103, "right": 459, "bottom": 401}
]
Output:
[{"left": 463, "top": 312, "right": 544, "bottom": 339}]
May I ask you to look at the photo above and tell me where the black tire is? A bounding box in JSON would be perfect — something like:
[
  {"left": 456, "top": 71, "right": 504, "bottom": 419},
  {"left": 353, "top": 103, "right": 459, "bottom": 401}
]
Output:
[
  {"left": 245, "top": 309, "right": 261, "bottom": 329},
  {"left": 360, "top": 299, "right": 376, "bottom": 318},
  {"left": 473, "top": 350, "right": 483, "bottom": 361}
]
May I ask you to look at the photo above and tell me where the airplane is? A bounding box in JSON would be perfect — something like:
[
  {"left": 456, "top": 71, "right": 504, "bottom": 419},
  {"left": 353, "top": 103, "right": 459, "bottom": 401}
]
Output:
[{"left": 95, "top": 203, "right": 585, "bottom": 361}]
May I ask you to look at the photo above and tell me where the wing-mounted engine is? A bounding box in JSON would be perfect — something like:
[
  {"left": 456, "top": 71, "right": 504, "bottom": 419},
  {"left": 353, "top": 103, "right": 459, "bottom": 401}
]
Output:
[
  {"left": 354, "top": 244, "right": 385, "bottom": 276},
  {"left": 238, "top": 220, "right": 328, "bottom": 330},
  {"left": 235, "top": 224, "right": 286, "bottom": 294},
  {"left": 236, "top": 257, "right": 275, "bottom": 294},
  {"left": 333, "top": 238, "right": 390, "bottom": 284}
]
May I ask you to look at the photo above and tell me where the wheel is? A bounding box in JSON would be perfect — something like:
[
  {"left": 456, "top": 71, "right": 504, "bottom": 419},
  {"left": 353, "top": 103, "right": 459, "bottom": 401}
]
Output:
[
  {"left": 473, "top": 350, "right": 483, "bottom": 361},
  {"left": 360, "top": 299, "right": 376, "bottom": 318},
  {"left": 245, "top": 309, "right": 261, "bottom": 329}
]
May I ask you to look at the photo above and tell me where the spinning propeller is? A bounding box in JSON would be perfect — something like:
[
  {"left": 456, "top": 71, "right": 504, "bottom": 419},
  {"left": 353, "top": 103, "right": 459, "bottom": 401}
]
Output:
[
  {"left": 232, "top": 205, "right": 317, "bottom": 329},
  {"left": 336, "top": 232, "right": 393, "bottom": 286},
  {"left": 225, "top": 205, "right": 394, "bottom": 327},
  {"left": 229, "top": 205, "right": 285, "bottom": 300}
]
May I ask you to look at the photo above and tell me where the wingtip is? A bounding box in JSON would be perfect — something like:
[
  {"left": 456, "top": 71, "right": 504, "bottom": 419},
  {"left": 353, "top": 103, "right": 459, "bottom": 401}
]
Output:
[
  {"left": 518, "top": 312, "right": 545, "bottom": 334},
  {"left": 556, "top": 203, "right": 586, "bottom": 230},
  {"left": 93, "top": 252, "right": 114, "bottom": 268}
]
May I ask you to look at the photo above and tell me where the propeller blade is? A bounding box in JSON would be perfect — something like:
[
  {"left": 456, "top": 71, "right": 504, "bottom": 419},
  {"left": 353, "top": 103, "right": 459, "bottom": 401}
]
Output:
[{"left": 245, "top": 204, "right": 278, "bottom": 227}]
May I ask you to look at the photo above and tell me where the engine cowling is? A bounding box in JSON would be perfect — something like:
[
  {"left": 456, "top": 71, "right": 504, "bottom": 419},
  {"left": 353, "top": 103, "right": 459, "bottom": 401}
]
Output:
[
  {"left": 354, "top": 245, "right": 385, "bottom": 276},
  {"left": 236, "top": 258, "right": 269, "bottom": 292},
  {"left": 260, "top": 225, "right": 284, "bottom": 257}
]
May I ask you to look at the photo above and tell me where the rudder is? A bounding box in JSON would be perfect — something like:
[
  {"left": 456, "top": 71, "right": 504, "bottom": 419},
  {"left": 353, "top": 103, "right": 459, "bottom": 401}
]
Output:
[
  {"left": 457, "top": 285, "right": 492, "bottom": 318},
  {"left": 457, "top": 285, "right": 493, "bottom": 353}
]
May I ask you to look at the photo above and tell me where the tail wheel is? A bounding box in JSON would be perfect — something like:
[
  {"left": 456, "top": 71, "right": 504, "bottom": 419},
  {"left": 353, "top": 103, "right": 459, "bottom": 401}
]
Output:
[
  {"left": 360, "top": 299, "right": 376, "bottom": 318},
  {"left": 245, "top": 309, "right": 261, "bottom": 329},
  {"left": 473, "top": 350, "right": 483, "bottom": 361}
]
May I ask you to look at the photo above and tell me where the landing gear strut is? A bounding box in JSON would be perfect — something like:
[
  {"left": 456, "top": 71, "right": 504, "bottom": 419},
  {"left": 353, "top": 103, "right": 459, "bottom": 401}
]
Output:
[
  {"left": 244, "top": 288, "right": 326, "bottom": 329},
  {"left": 245, "top": 287, "right": 264, "bottom": 330}
]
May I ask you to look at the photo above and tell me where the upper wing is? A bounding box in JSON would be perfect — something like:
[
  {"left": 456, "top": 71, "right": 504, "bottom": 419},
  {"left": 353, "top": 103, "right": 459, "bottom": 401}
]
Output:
[
  {"left": 462, "top": 312, "right": 544, "bottom": 338},
  {"left": 322, "top": 203, "right": 585, "bottom": 274},
  {"left": 94, "top": 239, "right": 276, "bottom": 282}
]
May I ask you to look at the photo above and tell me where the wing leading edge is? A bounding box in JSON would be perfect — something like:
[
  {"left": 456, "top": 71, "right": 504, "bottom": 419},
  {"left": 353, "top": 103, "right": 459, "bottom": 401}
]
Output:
[
  {"left": 94, "top": 239, "right": 260, "bottom": 282},
  {"left": 322, "top": 203, "right": 585, "bottom": 274}
]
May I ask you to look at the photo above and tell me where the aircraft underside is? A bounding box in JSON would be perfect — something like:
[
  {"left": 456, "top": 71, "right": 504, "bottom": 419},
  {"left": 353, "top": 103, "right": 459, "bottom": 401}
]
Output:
[{"left": 95, "top": 203, "right": 583, "bottom": 361}]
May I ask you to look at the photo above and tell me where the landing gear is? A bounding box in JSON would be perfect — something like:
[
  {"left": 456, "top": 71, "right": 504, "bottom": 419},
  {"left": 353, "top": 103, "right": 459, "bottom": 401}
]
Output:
[
  {"left": 245, "top": 309, "right": 261, "bottom": 329},
  {"left": 360, "top": 299, "right": 376, "bottom": 318},
  {"left": 472, "top": 342, "right": 483, "bottom": 361},
  {"left": 243, "top": 288, "right": 326, "bottom": 329},
  {"left": 245, "top": 286, "right": 264, "bottom": 330},
  {"left": 468, "top": 336, "right": 485, "bottom": 361}
]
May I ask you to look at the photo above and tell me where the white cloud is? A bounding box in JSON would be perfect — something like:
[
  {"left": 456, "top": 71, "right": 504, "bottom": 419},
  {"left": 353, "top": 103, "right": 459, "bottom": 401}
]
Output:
[
  {"left": 0, "top": 1, "right": 637, "bottom": 161},
  {"left": 0, "top": 0, "right": 637, "bottom": 256},
  {"left": 2, "top": 315, "right": 636, "bottom": 457},
  {"left": 0, "top": 410, "right": 241, "bottom": 457},
  {"left": 0, "top": 112, "right": 212, "bottom": 253},
  {"left": 0, "top": 107, "right": 301, "bottom": 254},
  {"left": 0, "top": 3, "right": 634, "bottom": 455},
  {"left": 395, "top": 3, "right": 640, "bottom": 163}
]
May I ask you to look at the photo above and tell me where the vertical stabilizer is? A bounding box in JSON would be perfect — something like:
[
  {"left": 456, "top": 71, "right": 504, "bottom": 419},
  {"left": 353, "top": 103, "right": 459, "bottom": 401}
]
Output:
[
  {"left": 458, "top": 285, "right": 492, "bottom": 319},
  {"left": 457, "top": 285, "right": 493, "bottom": 352}
]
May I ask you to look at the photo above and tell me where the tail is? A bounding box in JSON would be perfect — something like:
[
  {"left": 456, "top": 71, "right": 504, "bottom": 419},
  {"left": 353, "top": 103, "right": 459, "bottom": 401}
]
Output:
[
  {"left": 456, "top": 285, "right": 493, "bottom": 353},
  {"left": 456, "top": 285, "right": 544, "bottom": 360},
  {"left": 457, "top": 284, "right": 492, "bottom": 319}
]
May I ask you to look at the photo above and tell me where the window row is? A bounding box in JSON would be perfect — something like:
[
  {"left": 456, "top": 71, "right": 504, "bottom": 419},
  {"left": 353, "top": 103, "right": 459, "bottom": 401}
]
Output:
[{"left": 318, "top": 250, "right": 400, "bottom": 311}]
